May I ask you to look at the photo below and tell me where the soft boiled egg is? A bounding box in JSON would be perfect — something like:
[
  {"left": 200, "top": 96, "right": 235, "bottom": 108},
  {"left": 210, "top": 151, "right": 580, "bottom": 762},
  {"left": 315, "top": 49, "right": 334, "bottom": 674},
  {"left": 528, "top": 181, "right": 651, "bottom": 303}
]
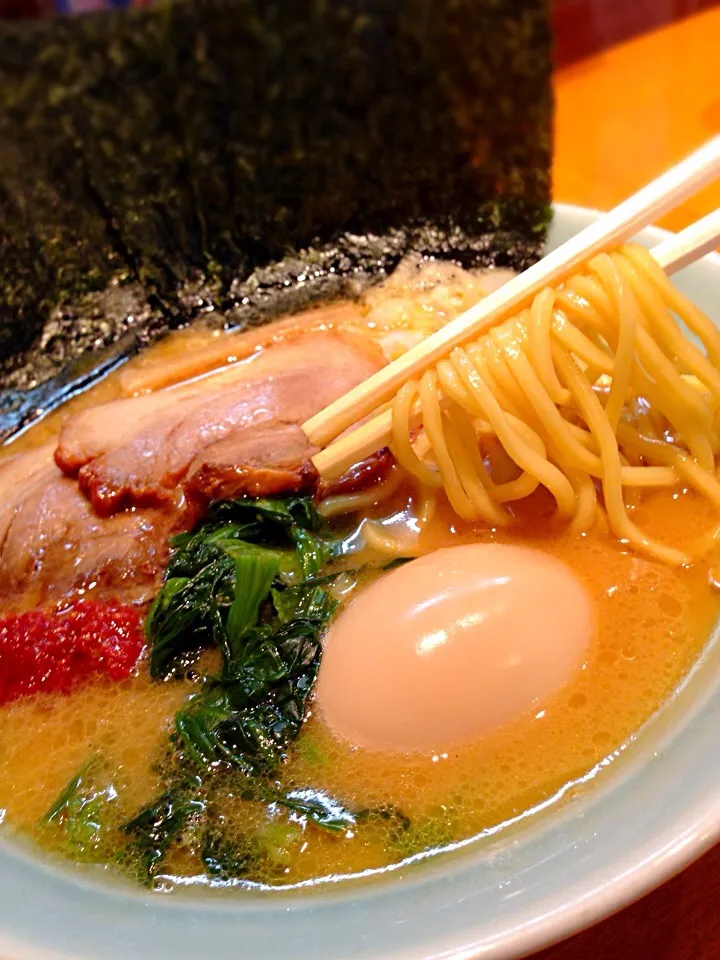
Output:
[{"left": 315, "top": 543, "right": 593, "bottom": 753}]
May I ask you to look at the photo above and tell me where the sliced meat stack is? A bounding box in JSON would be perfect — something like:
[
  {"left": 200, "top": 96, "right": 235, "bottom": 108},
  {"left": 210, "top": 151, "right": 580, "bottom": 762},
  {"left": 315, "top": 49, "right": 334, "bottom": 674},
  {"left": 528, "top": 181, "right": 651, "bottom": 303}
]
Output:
[
  {"left": 0, "top": 313, "right": 385, "bottom": 611},
  {"left": 55, "top": 328, "right": 384, "bottom": 516}
]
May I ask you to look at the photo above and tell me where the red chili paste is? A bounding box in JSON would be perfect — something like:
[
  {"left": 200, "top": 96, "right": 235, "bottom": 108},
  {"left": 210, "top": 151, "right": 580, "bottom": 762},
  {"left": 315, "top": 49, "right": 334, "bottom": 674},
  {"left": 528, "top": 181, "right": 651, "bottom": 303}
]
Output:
[{"left": 0, "top": 599, "right": 145, "bottom": 706}]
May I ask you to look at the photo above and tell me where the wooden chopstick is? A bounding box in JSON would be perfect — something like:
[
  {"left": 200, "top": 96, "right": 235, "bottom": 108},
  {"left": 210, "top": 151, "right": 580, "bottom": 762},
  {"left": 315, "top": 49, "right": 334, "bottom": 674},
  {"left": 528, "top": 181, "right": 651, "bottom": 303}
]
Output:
[
  {"left": 652, "top": 207, "right": 720, "bottom": 273},
  {"left": 303, "top": 137, "right": 720, "bottom": 451},
  {"left": 311, "top": 203, "right": 720, "bottom": 481}
]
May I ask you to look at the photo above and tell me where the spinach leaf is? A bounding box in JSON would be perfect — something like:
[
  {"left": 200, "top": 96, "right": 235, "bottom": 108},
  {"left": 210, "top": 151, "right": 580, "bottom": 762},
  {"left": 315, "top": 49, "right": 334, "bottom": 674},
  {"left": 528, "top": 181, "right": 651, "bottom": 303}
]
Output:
[
  {"left": 209, "top": 495, "right": 340, "bottom": 578},
  {"left": 41, "top": 761, "right": 116, "bottom": 859},
  {"left": 134, "top": 494, "right": 358, "bottom": 879},
  {"left": 147, "top": 495, "right": 337, "bottom": 678},
  {"left": 147, "top": 568, "right": 228, "bottom": 678},
  {"left": 201, "top": 829, "right": 258, "bottom": 881},
  {"left": 277, "top": 788, "right": 356, "bottom": 833},
  {"left": 271, "top": 581, "right": 337, "bottom": 624},
  {"left": 200, "top": 820, "right": 303, "bottom": 881},
  {"left": 166, "top": 522, "right": 261, "bottom": 578},
  {"left": 208, "top": 496, "right": 324, "bottom": 533},
  {"left": 226, "top": 552, "right": 279, "bottom": 653},
  {"left": 174, "top": 688, "right": 238, "bottom": 769},
  {"left": 43, "top": 761, "right": 95, "bottom": 825},
  {"left": 123, "top": 782, "right": 205, "bottom": 882},
  {"left": 289, "top": 526, "right": 330, "bottom": 578},
  {"left": 174, "top": 618, "right": 324, "bottom": 775}
]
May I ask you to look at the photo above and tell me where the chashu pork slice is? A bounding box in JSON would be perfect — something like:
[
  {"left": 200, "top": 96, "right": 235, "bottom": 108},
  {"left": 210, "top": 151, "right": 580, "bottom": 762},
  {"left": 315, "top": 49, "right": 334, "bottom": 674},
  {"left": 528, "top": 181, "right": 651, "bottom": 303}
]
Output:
[
  {"left": 183, "top": 421, "right": 319, "bottom": 502},
  {"left": 0, "top": 445, "right": 182, "bottom": 611},
  {"left": 55, "top": 328, "right": 385, "bottom": 516}
]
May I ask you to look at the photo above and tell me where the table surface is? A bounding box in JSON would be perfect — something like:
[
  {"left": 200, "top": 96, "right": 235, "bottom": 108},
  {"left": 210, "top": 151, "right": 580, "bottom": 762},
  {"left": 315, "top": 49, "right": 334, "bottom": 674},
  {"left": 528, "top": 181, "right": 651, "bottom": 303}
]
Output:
[
  {"left": 534, "top": 6, "right": 720, "bottom": 958},
  {"left": 554, "top": 4, "right": 720, "bottom": 232}
]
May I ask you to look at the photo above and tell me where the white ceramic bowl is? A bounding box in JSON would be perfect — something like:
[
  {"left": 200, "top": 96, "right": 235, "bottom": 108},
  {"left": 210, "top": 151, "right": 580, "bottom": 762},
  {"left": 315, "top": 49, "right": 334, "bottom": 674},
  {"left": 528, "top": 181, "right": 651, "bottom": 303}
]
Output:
[{"left": 3, "top": 204, "right": 720, "bottom": 960}]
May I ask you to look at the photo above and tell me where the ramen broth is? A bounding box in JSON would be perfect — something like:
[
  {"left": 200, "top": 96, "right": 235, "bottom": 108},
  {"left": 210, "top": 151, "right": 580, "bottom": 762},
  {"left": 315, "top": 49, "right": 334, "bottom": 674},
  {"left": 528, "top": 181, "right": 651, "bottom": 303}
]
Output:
[{"left": 0, "top": 260, "right": 718, "bottom": 889}]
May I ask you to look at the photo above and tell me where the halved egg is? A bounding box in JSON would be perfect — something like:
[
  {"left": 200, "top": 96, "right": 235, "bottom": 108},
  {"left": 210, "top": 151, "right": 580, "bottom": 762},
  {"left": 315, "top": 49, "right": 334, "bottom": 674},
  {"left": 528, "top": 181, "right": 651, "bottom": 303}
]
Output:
[{"left": 315, "top": 543, "right": 593, "bottom": 753}]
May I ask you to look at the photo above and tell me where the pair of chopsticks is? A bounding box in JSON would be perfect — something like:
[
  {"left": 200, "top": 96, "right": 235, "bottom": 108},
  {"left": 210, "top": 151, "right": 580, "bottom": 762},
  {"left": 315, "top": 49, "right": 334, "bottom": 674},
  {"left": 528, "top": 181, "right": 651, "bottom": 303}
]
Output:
[{"left": 303, "top": 136, "right": 720, "bottom": 482}]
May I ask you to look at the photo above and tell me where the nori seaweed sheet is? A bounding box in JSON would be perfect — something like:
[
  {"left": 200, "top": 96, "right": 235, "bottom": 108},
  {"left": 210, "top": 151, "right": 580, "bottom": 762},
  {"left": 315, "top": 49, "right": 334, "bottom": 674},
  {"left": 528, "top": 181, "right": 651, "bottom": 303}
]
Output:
[{"left": 0, "top": 0, "right": 552, "bottom": 439}]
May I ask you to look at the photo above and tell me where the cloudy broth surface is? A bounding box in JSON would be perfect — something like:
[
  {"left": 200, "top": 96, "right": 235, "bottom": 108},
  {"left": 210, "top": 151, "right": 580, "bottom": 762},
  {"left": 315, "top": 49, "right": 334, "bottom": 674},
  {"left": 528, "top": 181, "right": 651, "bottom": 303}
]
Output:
[{"left": 0, "top": 260, "right": 718, "bottom": 890}]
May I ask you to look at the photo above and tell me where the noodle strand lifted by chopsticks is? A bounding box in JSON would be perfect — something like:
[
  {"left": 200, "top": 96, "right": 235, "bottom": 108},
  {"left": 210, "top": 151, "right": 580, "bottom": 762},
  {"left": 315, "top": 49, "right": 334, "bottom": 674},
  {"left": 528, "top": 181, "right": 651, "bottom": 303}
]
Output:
[{"left": 382, "top": 243, "right": 720, "bottom": 565}]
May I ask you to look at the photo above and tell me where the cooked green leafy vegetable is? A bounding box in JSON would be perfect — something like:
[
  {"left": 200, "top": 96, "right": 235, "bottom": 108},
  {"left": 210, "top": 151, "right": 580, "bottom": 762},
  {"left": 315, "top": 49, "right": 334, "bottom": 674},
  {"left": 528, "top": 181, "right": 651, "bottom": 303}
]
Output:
[
  {"left": 200, "top": 815, "right": 308, "bottom": 882},
  {"left": 174, "top": 616, "right": 326, "bottom": 775},
  {"left": 146, "top": 495, "right": 339, "bottom": 778},
  {"left": 41, "top": 495, "right": 412, "bottom": 886},
  {"left": 125, "top": 495, "right": 358, "bottom": 882},
  {"left": 201, "top": 829, "right": 260, "bottom": 881},
  {"left": 42, "top": 761, "right": 95, "bottom": 826},
  {"left": 226, "top": 553, "right": 278, "bottom": 646},
  {"left": 277, "top": 788, "right": 357, "bottom": 834},
  {"left": 146, "top": 495, "right": 336, "bottom": 678},
  {"left": 123, "top": 780, "right": 206, "bottom": 878},
  {"left": 41, "top": 760, "right": 117, "bottom": 860},
  {"left": 197, "top": 788, "right": 355, "bottom": 881}
]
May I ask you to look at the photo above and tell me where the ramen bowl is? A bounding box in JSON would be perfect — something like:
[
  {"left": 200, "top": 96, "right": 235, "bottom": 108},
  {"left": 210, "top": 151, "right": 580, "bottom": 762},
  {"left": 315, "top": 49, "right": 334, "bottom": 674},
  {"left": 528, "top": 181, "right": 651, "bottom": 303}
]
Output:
[{"left": 2, "top": 205, "right": 720, "bottom": 960}]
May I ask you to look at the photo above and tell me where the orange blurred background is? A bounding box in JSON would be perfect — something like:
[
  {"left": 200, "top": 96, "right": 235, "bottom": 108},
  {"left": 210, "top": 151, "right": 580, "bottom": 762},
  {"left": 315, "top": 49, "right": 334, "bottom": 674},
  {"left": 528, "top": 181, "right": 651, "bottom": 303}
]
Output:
[{"left": 554, "top": 0, "right": 720, "bottom": 231}]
